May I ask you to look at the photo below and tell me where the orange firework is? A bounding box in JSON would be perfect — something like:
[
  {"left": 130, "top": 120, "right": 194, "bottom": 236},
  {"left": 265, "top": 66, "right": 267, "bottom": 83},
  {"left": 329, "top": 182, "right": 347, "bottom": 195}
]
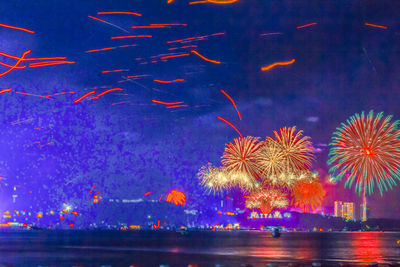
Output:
[
  {"left": 267, "top": 127, "right": 314, "bottom": 171},
  {"left": 245, "top": 188, "right": 288, "bottom": 215},
  {"left": 221, "top": 136, "right": 263, "bottom": 179},
  {"left": 291, "top": 179, "right": 325, "bottom": 212},
  {"left": 166, "top": 190, "right": 186, "bottom": 206}
]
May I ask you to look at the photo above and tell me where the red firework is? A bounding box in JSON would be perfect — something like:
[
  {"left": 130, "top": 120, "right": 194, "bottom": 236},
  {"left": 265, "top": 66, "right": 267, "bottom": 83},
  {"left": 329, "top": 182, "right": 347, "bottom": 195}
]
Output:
[
  {"left": 328, "top": 111, "right": 400, "bottom": 195},
  {"left": 291, "top": 179, "right": 325, "bottom": 212},
  {"left": 245, "top": 188, "right": 288, "bottom": 215},
  {"left": 221, "top": 136, "right": 263, "bottom": 179}
]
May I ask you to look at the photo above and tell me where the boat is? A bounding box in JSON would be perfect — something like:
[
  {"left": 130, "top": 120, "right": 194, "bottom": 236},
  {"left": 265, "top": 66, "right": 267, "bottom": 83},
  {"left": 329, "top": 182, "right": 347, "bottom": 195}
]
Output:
[{"left": 272, "top": 227, "right": 281, "bottom": 238}]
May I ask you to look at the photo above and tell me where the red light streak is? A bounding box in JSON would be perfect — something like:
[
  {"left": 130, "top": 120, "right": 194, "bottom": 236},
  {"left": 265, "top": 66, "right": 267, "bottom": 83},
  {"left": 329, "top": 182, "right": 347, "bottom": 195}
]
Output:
[
  {"left": 144, "top": 192, "right": 151, "bottom": 196},
  {"left": 167, "top": 0, "right": 174, "bottom": 3},
  {"left": 150, "top": 23, "right": 187, "bottom": 27},
  {"left": 72, "top": 211, "right": 78, "bottom": 215},
  {"left": 191, "top": 50, "right": 221, "bottom": 64},
  {"left": 217, "top": 116, "right": 243, "bottom": 138},
  {"left": 111, "top": 35, "right": 152, "bottom": 39},
  {"left": 97, "top": 11, "right": 142, "bottom": 16},
  {"left": 0, "top": 52, "right": 66, "bottom": 61},
  {"left": 74, "top": 91, "right": 96, "bottom": 103},
  {"left": 29, "top": 61, "right": 75, "bottom": 68},
  {"left": 261, "top": 59, "right": 295, "bottom": 71},
  {"left": 220, "top": 89, "right": 241, "bottom": 119},
  {"left": 365, "top": 23, "right": 388, "bottom": 29},
  {"left": 88, "top": 15, "right": 129, "bottom": 33},
  {"left": 153, "top": 79, "right": 184, "bottom": 83},
  {"left": 153, "top": 220, "right": 160, "bottom": 229},
  {"left": 131, "top": 25, "right": 165, "bottom": 29},
  {"left": 189, "top": 0, "right": 239, "bottom": 4},
  {"left": 0, "top": 50, "right": 30, "bottom": 78},
  {"left": 88, "top": 15, "right": 105, "bottom": 23},
  {"left": 102, "top": 69, "right": 128, "bottom": 73},
  {"left": 92, "top": 88, "right": 122, "bottom": 99},
  {"left": 0, "top": 88, "right": 12, "bottom": 95},
  {"left": 152, "top": 99, "right": 183, "bottom": 105},
  {"left": 86, "top": 44, "right": 136, "bottom": 53},
  {"left": 166, "top": 105, "right": 187, "bottom": 109},
  {"left": 296, "top": 22, "right": 317, "bottom": 29},
  {"left": 168, "top": 45, "right": 197, "bottom": 51},
  {"left": 167, "top": 32, "right": 224, "bottom": 44},
  {"left": 0, "top": 23, "right": 34, "bottom": 34},
  {"left": 160, "top": 53, "right": 190, "bottom": 60}
]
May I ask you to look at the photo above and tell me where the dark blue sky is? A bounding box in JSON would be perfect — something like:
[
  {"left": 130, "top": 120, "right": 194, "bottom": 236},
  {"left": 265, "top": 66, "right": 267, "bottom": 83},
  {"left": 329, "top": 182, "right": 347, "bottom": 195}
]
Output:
[{"left": 0, "top": 0, "right": 399, "bottom": 222}]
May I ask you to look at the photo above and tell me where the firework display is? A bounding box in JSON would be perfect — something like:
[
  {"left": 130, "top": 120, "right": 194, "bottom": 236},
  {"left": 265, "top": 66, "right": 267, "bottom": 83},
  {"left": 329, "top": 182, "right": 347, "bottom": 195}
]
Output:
[
  {"left": 245, "top": 188, "right": 289, "bottom": 215},
  {"left": 199, "top": 127, "right": 323, "bottom": 214},
  {"left": 267, "top": 127, "right": 314, "bottom": 171},
  {"left": 291, "top": 178, "right": 326, "bottom": 212},
  {"left": 328, "top": 111, "right": 400, "bottom": 195},
  {"left": 221, "top": 136, "right": 263, "bottom": 179}
]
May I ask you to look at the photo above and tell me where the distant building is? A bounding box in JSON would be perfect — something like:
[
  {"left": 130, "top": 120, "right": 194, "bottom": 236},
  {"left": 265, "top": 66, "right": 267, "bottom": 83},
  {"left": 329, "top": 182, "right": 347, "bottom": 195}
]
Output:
[
  {"left": 334, "top": 201, "right": 354, "bottom": 220},
  {"left": 334, "top": 201, "right": 343, "bottom": 217}
]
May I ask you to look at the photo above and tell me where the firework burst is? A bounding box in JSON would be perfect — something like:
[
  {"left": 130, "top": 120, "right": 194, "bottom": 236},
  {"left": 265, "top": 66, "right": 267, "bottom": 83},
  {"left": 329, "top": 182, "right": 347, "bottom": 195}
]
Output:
[
  {"left": 328, "top": 111, "right": 400, "bottom": 195},
  {"left": 245, "top": 188, "right": 288, "bottom": 215},
  {"left": 267, "top": 169, "right": 316, "bottom": 189},
  {"left": 258, "top": 141, "right": 287, "bottom": 180},
  {"left": 291, "top": 179, "right": 325, "bottom": 212},
  {"left": 221, "top": 136, "right": 264, "bottom": 179},
  {"left": 198, "top": 163, "right": 258, "bottom": 193},
  {"left": 266, "top": 127, "right": 314, "bottom": 171}
]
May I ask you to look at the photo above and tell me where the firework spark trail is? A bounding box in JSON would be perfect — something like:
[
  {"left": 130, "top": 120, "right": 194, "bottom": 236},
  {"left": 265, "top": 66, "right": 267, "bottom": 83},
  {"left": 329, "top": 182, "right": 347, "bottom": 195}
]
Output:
[
  {"left": 0, "top": 88, "right": 12, "bottom": 95},
  {"left": 111, "top": 35, "right": 152, "bottom": 39},
  {"left": 365, "top": 23, "right": 388, "bottom": 30},
  {"left": 92, "top": 88, "right": 122, "bottom": 99},
  {"left": 166, "top": 104, "right": 188, "bottom": 109},
  {"left": 131, "top": 25, "right": 166, "bottom": 29},
  {"left": 260, "top": 32, "right": 284, "bottom": 37},
  {"left": 74, "top": 91, "right": 96, "bottom": 103},
  {"left": 86, "top": 44, "right": 136, "bottom": 53},
  {"left": 102, "top": 69, "right": 129, "bottom": 74},
  {"left": 217, "top": 116, "right": 243, "bottom": 138},
  {"left": 296, "top": 23, "right": 317, "bottom": 29},
  {"left": 160, "top": 53, "right": 190, "bottom": 60},
  {"left": 168, "top": 45, "right": 197, "bottom": 51},
  {"left": 0, "top": 52, "right": 66, "bottom": 61},
  {"left": 153, "top": 79, "right": 184, "bottom": 84},
  {"left": 191, "top": 50, "right": 221, "bottom": 64},
  {"left": 150, "top": 23, "right": 187, "bottom": 27},
  {"left": 29, "top": 61, "right": 75, "bottom": 68},
  {"left": 0, "top": 50, "right": 30, "bottom": 77},
  {"left": 152, "top": 99, "right": 183, "bottom": 105},
  {"left": 97, "top": 11, "right": 142, "bottom": 16},
  {"left": 189, "top": 0, "right": 240, "bottom": 4},
  {"left": 88, "top": 15, "right": 129, "bottom": 33},
  {"left": 220, "top": 90, "right": 241, "bottom": 119},
  {"left": 167, "top": 32, "right": 224, "bottom": 44},
  {"left": 261, "top": 59, "right": 295, "bottom": 71},
  {"left": 0, "top": 23, "right": 35, "bottom": 34}
]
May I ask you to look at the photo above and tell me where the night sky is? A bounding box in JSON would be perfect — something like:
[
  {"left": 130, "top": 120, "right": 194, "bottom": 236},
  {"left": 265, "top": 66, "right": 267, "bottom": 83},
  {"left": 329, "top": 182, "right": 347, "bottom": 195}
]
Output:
[{"left": 0, "top": 0, "right": 400, "bottom": 225}]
